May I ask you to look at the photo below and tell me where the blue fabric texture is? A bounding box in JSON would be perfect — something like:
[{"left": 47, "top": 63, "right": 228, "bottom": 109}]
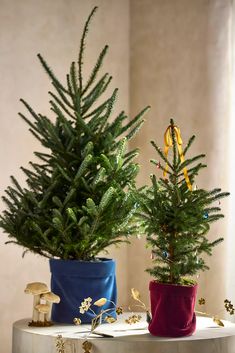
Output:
[{"left": 49, "top": 258, "right": 117, "bottom": 324}]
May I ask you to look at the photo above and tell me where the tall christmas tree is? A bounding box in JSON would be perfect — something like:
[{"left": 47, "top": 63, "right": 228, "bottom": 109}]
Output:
[
  {"left": 0, "top": 7, "right": 149, "bottom": 260},
  {"left": 135, "top": 119, "right": 229, "bottom": 285}
]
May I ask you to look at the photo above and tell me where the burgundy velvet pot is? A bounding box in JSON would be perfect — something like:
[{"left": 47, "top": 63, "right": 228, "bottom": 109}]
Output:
[{"left": 148, "top": 281, "right": 197, "bottom": 337}]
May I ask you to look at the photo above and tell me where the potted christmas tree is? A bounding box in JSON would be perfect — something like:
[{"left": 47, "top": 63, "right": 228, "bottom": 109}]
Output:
[
  {"left": 0, "top": 7, "right": 149, "bottom": 324},
  {"left": 135, "top": 119, "right": 229, "bottom": 337}
]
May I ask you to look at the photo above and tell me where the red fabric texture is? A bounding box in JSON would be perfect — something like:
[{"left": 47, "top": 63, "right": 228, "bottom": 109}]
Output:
[{"left": 148, "top": 281, "right": 197, "bottom": 337}]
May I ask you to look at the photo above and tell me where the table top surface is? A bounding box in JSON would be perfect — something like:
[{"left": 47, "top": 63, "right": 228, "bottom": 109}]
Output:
[{"left": 13, "top": 314, "right": 235, "bottom": 342}]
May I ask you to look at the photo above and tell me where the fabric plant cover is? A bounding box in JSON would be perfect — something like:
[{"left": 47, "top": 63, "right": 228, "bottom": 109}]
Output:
[
  {"left": 49, "top": 258, "right": 117, "bottom": 324},
  {"left": 148, "top": 281, "right": 197, "bottom": 337}
]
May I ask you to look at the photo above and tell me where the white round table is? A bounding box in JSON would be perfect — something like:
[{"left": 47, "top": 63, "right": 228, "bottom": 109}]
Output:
[{"left": 12, "top": 314, "right": 235, "bottom": 353}]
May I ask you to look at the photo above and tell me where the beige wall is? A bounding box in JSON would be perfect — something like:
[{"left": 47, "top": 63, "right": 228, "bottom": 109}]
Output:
[
  {"left": 0, "top": 1, "right": 233, "bottom": 352},
  {"left": 0, "top": 1, "right": 129, "bottom": 352},
  {"left": 226, "top": 0, "right": 235, "bottom": 314}
]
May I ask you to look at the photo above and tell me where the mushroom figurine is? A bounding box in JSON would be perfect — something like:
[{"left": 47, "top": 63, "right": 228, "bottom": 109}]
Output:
[
  {"left": 24, "top": 282, "right": 49, "bottom": 325},
  {"left": 35, "top": 304, "right": 50, "bottom": 324},
  {"left": 41, "top": 292, "right": 60, "bottom": 322}
]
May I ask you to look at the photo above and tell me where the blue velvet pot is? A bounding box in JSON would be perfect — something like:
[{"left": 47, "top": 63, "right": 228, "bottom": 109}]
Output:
[{"left": 49, "top": 258, "right": 117, "bottom": 324}]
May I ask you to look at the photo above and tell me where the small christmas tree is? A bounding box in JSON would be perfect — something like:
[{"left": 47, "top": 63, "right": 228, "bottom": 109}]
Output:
[
  {"left": 0, "top": 7, "right": 149, "bottom": 260},
  {"left": 135, "top": 119, "right": 229, "bottom": 285}
]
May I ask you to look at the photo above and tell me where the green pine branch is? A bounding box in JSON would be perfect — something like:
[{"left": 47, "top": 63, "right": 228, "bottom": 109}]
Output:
[
  {"left": 135, "top": 120, "right": 229, "bottom": 284},
  {"left": 0, "top": 7, "right": 148, "bottom": 261}
]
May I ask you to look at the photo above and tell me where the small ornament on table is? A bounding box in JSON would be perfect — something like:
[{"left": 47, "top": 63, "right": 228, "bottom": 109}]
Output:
[
  {"left": 75, "top": 296, "right": 117, "bottom": 336},
  {"left": 56, "top": 334, "right": 76, "bottom": 353},
  {"left": 125, "top": 314, "right": 142, "bottom": 324},
  {"left": 104, "top": 315, "right": 116, "bottom": 323},
  {"left": 71, "top": 288, "right": 150, "bottom": 343},
  {"left": 130, "top": 288, "right": 151, "bottom": 324},
  {"left": 198, "top": 298, "right": 206, "bottom": 305},
  {"left": 24, "top": 282, "right": 60, "bottom": 327},
  {"left": 224, "top": 299, "right": 235, "bottom": 315},
  {"left": 73, "top": 317, "right": 82, "bottom": 325},
  {"left": 82, "top": 341, "right": 92, "bottom": 353},
  {"left": 116, "top": 306, "right": 123, "bottom": 315},
  {"left": 56, "top": 335, "right": 66, "bottom": 353},
  {"left": 196, "top": 298, "right": 235, "bottom": 327}
]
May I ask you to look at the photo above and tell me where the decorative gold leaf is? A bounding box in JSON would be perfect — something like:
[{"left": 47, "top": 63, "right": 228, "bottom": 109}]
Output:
[
  {"left": 116, "top": 306, "right": 123, "bottom": 315},
  {"left": 56, "top": 335, "right": 66, "bottom": 353},
  {"left": 91, "top": 315, "right": 101, "bottom": 331},
  {"left": 93, "top": 298, "right": 107, "bottom": 307},
  {"left": 82, "top": 340, "right": 92, "bottom": 353},
  {"left": 125, "top": 314, "right": 142, "bottom": 324},
  {"left": 213, "top": 316, "right": 224, "bottom": 327},
  {"left": 224, "top": 299, "right": 235, "bottom": 315},
  {"left": 198, "top": 298, "right": 206, "bottom": 305},
  {"left": 131, "top": 288, "right": 140, "bottom": 301},
  {"left": 104, "top": 315, "right": 116, "bottom": 324}
]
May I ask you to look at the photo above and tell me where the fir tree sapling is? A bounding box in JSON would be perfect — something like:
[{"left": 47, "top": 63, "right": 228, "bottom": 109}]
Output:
[
  {"left": 0, "top": 7, "right": 150, "bottom": 260},
  {"left": 135, "top": 119, "right": 229, "bottom": 285}
]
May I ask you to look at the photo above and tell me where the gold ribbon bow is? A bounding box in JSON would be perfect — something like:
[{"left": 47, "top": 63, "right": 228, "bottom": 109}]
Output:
[{"left": 163, "top": 124, "right": 192, "bottom": 191}]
